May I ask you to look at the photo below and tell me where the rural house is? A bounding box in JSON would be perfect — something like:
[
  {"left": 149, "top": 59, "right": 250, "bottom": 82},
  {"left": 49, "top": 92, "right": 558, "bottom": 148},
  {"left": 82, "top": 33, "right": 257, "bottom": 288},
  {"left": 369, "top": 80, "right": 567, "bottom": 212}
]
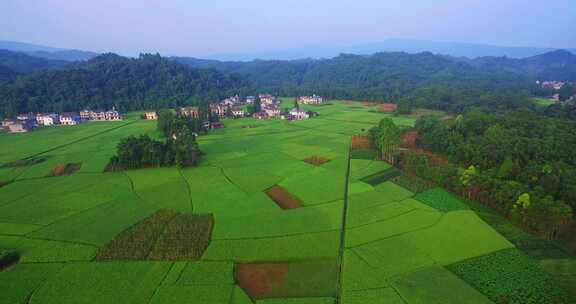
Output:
[
  {"left": 144, "top": 111, "right": 158, "bottom": 120},
  {"left": 245, "top": 96, "right": 256, "bottom": 104},
  {"left": 36, "top": 113, "right": 60, "bottom": 126},
  {"left": 289, "top": 108, "right": 309, "bottom": 120},
  {"left": 209, "top": 104, "right": 226, "bottom": 118},
  {"left": 3, "top": 119, "right": 35, "bottom": 133},
  {"left": 59, "top": 112, "right": 81, "bottom": 125},
  {"left": 231, "top": 107, "right": 245, "bottom": 118},
  {"left": 298, "top": 95, "right": 324, "bottom": 105},
  {"left": 264, "top": 104, "right": 281, "bottom": 118},
  {"left": 180, "top": 107, "right": 200, "bottom": 119}
]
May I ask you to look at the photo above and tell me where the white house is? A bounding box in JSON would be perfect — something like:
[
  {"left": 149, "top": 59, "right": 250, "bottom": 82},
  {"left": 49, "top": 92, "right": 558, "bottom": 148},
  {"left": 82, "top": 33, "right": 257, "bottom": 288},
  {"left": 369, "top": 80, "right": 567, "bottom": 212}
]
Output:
[
  {"left": 36, "top": 113, "right": 60, "bottom": 126},
  {"left": 298, "top": 95, "right": 324, "bottom": 105},
  {"left": 231, "top": 107, "right": 245, "bottom": 118},
  {"left": 59, "top": 112, "right": 81, "bottom": 125},
  {"left": 289, "top": 108, "right": 309, "bottom": 120}
]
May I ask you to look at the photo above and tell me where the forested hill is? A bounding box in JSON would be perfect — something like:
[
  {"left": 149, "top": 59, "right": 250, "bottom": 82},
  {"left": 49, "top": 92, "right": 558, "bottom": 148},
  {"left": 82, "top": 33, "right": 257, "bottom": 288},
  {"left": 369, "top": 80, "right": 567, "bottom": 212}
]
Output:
[
  {"left": 0, "top": 53, "right": 252, "bottom": 118},
  {"left": 0, "top": 49, "right": 70, "bottom": 74},
  {"left": 473, "top": 50, "right": 576, "bottom": 81},
  {"left": 172, "top": 51, "right": 533, "bottom": 100}
]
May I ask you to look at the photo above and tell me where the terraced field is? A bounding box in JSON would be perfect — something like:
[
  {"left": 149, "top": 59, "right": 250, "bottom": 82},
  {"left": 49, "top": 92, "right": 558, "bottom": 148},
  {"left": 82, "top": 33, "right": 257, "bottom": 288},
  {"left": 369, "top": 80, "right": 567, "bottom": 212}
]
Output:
[{"left": 0, "top": 101, "right": 572, "bottom": 303}]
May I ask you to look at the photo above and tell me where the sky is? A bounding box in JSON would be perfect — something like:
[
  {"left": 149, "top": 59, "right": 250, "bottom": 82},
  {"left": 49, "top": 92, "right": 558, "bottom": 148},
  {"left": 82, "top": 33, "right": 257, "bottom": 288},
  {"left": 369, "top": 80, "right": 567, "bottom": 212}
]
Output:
[{"left": 1, "top": 0, "right": 575, "bottom": 57}]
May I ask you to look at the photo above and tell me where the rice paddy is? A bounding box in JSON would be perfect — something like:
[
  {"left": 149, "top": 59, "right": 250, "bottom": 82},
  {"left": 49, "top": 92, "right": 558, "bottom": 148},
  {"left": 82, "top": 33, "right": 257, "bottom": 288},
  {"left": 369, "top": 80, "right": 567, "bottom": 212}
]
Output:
[{"left": 0, "top": 100, "right": 572, "bottom": 303}]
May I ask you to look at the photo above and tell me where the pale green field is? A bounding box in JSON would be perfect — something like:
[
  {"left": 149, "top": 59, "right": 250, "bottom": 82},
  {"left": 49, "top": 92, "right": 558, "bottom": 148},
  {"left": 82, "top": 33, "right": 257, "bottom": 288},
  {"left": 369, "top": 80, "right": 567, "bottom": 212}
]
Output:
[{"left": 0, "top": 100, "right": 568, "bottom": 303}]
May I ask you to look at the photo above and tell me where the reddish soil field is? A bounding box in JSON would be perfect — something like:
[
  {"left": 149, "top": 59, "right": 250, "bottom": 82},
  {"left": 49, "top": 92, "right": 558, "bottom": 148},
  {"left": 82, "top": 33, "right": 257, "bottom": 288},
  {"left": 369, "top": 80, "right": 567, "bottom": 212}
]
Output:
[
  {"left": 303, "top": 156, "right": 330, "bottom": 166},
  {"left": 265, "top": 185, "right": 303, "bottom": 210},
  {"left": 235, "top": 262, "right": 290, "bottom": 300},
  {"left": 48, "top": 163, "right": 81, "bottom": 177},
  {"left": 351, "top": 135, "right": 371, "bottom": 150},
  {"left": 378, "top": 103, "right": 398, "bottom": 113}
]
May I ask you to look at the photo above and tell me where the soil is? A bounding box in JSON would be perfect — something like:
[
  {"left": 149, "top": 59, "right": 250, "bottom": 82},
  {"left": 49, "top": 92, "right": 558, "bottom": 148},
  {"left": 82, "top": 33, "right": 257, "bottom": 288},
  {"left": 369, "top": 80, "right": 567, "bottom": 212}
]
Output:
[
  {"left": 235, "top": 262, "right": 290, "bottom": 300},
  {"left": 265, "top": 185, "right": 303, "bottom": 210},
  {"left": 303, "top": 156, "right": 330, "bottom": 166},
  {"left": 351, "top": 135, "right": 371, "bottom": 150},
  {"left": 48, "top": 163, "right": 82, "bottom": 177}
]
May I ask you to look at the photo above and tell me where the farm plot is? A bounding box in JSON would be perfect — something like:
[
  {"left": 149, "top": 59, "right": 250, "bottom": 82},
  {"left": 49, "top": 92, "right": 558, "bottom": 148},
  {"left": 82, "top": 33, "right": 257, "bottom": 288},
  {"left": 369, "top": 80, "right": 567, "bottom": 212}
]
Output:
[
  {"left": 236, "top": 260, "right": 338, "bottom": 300},
  {"left": 448, "top": 249, "right": 575, "bottom": 304},
  {"left": 1, "top": 100, "right": 569, "bottom": 304}
]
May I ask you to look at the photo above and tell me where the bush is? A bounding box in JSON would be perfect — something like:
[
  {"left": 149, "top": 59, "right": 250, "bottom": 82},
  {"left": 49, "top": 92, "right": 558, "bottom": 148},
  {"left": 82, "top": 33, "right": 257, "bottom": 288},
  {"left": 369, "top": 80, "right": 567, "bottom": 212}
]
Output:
[{"left": 0, "top": 249, "right": 20, "bottom": 270}]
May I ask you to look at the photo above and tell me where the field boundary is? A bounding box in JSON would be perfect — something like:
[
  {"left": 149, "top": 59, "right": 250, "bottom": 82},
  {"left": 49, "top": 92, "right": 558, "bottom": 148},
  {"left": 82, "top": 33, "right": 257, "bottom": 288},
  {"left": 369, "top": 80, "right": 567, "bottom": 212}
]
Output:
[{"left": 335, "top": 138, "right": 352, "bottom": 304}]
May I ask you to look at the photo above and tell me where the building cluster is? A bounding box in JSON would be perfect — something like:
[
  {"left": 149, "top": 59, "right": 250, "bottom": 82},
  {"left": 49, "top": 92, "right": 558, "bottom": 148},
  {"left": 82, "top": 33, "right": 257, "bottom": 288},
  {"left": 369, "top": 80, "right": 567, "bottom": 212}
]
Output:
[
  {"left": 537, "top": 80, "right": 567, "bottom": 90},
  {"left": 1, "top": 108, "right": 122, "bottom": 133}
]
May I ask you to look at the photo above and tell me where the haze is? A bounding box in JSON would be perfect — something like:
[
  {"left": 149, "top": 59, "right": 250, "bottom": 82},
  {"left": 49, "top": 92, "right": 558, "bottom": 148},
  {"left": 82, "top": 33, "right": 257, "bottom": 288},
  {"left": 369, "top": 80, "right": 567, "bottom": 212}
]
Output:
[{"left": 1, "top": 0, "right": 575, "bottom": 57}]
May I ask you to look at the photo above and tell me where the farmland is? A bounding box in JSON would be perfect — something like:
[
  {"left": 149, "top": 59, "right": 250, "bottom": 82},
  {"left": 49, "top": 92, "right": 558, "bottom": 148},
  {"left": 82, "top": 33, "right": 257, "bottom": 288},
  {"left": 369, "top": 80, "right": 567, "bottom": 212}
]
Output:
[{"left": 0, "top": 100, "right": 573, "bottom": 303}]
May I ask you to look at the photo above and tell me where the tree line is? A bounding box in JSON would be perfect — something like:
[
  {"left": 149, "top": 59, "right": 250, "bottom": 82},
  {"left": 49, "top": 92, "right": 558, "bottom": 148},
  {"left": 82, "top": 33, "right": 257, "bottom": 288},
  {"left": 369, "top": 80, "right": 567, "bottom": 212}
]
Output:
[
  {"left": 398, "top": 109, "right": 576, "bottom": 238},
  {"left": 107, "top": 111, "right": 203, "bottom": 171}
]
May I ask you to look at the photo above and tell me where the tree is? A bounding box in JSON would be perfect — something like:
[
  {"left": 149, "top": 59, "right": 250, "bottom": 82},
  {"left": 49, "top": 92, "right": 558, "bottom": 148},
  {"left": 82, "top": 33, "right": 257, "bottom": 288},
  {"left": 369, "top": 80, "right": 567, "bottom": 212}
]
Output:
[
  {"left": 370, "top": 118, "right": 401, "bottom": 164},
  {"left": 157, "top": 109, "right": 175, "bottom": 137}
]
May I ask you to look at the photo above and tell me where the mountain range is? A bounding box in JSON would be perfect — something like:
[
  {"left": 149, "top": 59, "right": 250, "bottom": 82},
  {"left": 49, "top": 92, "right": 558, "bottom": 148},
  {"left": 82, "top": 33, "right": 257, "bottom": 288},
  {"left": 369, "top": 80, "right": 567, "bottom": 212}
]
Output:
[
  {"left": 0, "top": 40, "right": 99, "bottom": 62},
  {"left": 204, "top": 39, "right": 576, "bottom": 61}
]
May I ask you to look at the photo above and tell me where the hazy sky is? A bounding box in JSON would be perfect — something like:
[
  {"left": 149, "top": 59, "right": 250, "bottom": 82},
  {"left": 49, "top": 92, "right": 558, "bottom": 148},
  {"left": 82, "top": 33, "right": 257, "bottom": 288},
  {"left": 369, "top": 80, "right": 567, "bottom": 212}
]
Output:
[{"left": 1, "top": 0, "right": 575, "bottom": 56}]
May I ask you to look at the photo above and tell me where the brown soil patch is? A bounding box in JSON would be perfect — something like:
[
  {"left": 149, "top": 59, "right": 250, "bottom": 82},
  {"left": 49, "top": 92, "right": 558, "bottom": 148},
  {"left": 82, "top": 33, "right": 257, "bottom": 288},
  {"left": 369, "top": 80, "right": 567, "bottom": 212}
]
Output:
[
  {"left": 379, "top": 103, "right": 398, "bottom": 113},
  {"left": 303, "top": 156, "right": 330, "bottom": 166},
  {"left": 236, "top": 262, "right": 290, "bottom": 300},
  {"left": 47, "top": 163, "right": 81, "bottom": 177},
  {"left": 351, "top": 135, "right": 371, "bottom": 150},
  {"left": 241, "top": 125, "right": 259, "bottom": 129},
  {"left": 265, "top": 185, "right": 303, "bottom": 210},
  {"left": 362, "top": 102, "right": 377, "bottom": 107}
]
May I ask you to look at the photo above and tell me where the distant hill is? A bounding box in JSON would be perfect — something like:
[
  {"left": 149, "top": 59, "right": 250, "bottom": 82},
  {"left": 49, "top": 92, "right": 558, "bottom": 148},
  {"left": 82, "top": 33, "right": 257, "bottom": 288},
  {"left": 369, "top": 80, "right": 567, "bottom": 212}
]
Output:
[
  {"left": 0, "top": 40, "right": 98, "bottom": 61},
  {"left": 205, "top": 38, "right": 576, "bottom": 61},
  {"left": 0, "top": 49, "right": 70, "bottom": 74},
  {"left": 472, "top": 49, "right": 576, "bottom": 81},
  {"left": 0, "top": 53, "right": 252, "bottom": 118}
]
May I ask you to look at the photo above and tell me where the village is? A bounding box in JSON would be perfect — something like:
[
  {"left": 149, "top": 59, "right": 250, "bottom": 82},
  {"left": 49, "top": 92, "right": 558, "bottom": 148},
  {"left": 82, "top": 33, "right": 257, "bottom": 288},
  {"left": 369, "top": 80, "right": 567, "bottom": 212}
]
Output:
[{"left": 1, "top": 95, "right": 325, "bottom": 133}]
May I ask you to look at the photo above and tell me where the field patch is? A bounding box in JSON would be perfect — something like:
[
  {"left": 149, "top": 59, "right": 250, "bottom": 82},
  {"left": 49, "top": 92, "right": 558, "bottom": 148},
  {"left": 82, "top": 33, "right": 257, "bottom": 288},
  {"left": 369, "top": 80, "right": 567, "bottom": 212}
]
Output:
[
  {"left": 359, "top": 167, "right": 401, "bottom": 186},
  {"left": 351, "top": 135, "right": 371, "bottom": 150},
  {"left": 391, "top": 173, "right": 433, "bottom": 193},
  {"left": 391, "top": 266, "right": 491, "bottom": 303},
  {"left": 303, "top": 156, "right": 330, "bottom": 166},
  {"left": 96, "top": 210, "right": 213, "bottom": 261},
  {"left": 265, "top": 185, "right": 303, "bottom": 210},
  {"left": 415, "top": 188, "right": 469, "bottom": 213},
  {"left": 235, "top": 260, "right": 338, "bottom": 300},
  {"left": 47, "top": 163, "right": 82, "bottom": 177},
  {"left": 33, "top": 261, "right": 172, "bottom": 304},
  {"left": 448, "top": 249, "right": 574, "bottom": 304}
]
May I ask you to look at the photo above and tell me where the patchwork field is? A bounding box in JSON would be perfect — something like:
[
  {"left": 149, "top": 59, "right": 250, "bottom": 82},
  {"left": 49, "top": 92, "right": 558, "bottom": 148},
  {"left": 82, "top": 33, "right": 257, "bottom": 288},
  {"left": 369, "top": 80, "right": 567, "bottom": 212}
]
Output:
[{"left": 0, "top": 101, "right": 572, "bottom": 303}]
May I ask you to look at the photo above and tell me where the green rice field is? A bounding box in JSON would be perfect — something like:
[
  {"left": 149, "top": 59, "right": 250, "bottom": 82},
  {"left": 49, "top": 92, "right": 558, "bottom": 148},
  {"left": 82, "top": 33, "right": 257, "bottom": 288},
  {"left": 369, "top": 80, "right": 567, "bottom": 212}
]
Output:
[{"left": 0, "top": 100, "right": 572, "bottom": 303}]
